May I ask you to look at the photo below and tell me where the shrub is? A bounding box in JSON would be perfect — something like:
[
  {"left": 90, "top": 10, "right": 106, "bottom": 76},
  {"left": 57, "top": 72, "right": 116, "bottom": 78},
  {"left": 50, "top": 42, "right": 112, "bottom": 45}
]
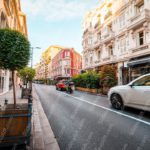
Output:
[
  {"left": 72, "top": 72, "right": 100, "bottom": 89},
  {"left": 100, "top": 65, "right": 117, "bottom": 88}
]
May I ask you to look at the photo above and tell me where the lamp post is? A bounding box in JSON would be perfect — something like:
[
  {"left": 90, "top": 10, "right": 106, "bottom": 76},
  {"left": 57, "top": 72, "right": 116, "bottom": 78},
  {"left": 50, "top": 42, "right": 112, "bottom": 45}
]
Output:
[{"left": 31, "top": 47, "right": 41, "bottom": 68}]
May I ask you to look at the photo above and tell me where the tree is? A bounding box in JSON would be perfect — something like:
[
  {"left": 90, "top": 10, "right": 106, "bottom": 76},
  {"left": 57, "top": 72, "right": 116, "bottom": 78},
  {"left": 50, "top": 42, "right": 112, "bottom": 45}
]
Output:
[
  {"left": 0, "top": 29, "right": 30, "bottom": 108},
  {"left": 100, "top": 65, "right": 117, "bottom": 88},
  {"left": 18, "top": 67, "right": 36, "bottom": 88}
]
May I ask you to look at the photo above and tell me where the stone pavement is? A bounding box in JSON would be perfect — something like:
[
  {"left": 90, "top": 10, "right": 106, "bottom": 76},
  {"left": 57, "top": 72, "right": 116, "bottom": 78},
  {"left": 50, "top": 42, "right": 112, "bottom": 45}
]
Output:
[
  {"left": 0, "top": 87, "right": 60, "bottom": 150},
  {"left": 32, "top": 86, "right": 60, "bottom": 150},
  {"left": 0, "top": 87, "right": 27, "bottom": 106}
]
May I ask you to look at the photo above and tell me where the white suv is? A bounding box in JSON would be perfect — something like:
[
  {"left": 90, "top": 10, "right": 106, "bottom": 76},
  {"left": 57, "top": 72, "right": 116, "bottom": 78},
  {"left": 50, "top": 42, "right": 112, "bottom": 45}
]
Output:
[{"left": 108, "top": 73, "right": 150, "bottom": 111}]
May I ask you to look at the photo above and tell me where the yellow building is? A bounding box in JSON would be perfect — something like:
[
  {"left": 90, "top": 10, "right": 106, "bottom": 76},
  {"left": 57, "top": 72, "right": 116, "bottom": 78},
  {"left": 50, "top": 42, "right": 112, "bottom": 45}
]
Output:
[
  {"left": 0, "top": 0, "right": 28, "bottom": 94},
  {"left": 35, "top": 45, "right": 65, "bottom": 80}
]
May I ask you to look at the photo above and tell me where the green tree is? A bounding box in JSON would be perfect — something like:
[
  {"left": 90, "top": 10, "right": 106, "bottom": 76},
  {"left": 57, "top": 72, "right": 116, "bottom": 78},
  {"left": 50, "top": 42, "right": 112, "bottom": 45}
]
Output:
[
  {"left": 0, "top": 29, "right": 30, "bottom": 108},
  {"left": 18, "top": 67, "right": 35, "bottom": 88}
]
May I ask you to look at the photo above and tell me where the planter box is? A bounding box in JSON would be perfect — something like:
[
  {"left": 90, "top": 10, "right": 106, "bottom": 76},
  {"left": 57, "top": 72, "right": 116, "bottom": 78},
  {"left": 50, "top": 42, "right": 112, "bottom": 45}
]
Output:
[
  {"left": 76, "top": 87, "right": 99, "bottom": 94},
  {"left": 0, "top": 103, "right": 32, "bottom": 147}
]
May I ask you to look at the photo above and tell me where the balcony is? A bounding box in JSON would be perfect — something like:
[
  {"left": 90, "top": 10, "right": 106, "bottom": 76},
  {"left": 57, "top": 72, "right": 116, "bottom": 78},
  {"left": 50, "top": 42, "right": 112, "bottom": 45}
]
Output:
[
  {"left": 102, "top": 32, "right": 115, "bottom": 44},
  {"left": 131, "top": 44, "right": 149, "bottom": 53},
  {"left": 94, "top": 60, "right": 101, "bottom": 65},
  {"left": 128, "top": 9, "right": 150, "bottom": 30},
  {"left": 104, "top": 11, "right": 112, "bottom": 21},
  {"left": 102, "top": 57, "right": 110, "bottom": 62}
]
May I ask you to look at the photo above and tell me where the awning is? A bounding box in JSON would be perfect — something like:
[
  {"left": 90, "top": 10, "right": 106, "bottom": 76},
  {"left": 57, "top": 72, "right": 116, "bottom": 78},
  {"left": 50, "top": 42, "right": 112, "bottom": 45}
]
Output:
[{"left": 127, "top": 57, "right": 150, "bottom": 67}]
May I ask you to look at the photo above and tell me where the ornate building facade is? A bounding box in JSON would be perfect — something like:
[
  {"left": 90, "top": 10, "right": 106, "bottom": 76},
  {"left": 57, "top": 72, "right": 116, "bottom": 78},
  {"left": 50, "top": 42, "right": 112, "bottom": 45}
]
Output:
[
  {"left": 82, "top": 0, "right": 150, "bottom": 85},
  {"left": 51, "top": 48, "right": 82, "bottom": 80},
  {"left": 0, "top": 0, "right": 27, "bottom": 94}
]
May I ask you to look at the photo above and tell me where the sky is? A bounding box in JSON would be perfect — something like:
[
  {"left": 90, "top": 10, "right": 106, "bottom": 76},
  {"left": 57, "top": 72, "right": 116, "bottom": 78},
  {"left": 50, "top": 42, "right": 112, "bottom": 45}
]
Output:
[{"left": 21, "top": 0, "right": 99, "bottom": 66}]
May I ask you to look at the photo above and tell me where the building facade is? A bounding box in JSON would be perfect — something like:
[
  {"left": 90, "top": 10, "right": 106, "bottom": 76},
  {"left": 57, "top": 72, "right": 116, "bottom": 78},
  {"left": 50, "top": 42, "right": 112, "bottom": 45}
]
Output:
[
  {"left": 82, "top": 0, "right": 150, "bottom": 85},
  {"left": 0, "top": 0, "right": 27, "bottom": 95},
  {"left": 51, "top": 48, "right": 82, "bottom": 80},
  {"left": 34, "top": 45, "right": 64, "bottom": 80}
]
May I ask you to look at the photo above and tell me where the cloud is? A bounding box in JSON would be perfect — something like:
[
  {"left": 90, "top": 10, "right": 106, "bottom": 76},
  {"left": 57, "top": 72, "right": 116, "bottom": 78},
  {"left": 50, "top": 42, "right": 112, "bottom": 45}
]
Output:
[{"left": 21, "top": 0, "right": 98, "bottom": 21}]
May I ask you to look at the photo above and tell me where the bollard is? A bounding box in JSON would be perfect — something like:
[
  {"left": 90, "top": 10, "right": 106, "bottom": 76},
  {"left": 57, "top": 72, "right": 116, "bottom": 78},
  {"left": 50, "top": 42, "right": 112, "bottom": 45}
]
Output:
[
  {"left": 4, "top": 99, "right": 8, "bottom": 105},
  {"left": 28, "top": 94, "right": 33, "bottom": 104}
]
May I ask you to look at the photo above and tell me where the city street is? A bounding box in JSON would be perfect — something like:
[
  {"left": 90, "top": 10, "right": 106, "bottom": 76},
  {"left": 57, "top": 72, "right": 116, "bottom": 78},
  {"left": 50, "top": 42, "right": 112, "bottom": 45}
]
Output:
[{"left": 34, "top": 84, "right": 150, "bottom": 150}]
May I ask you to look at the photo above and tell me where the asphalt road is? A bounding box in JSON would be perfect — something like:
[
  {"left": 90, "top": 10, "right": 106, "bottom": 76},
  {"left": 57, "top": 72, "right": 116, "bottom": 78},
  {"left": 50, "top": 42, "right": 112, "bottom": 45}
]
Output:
[{"left": 34, "top": 84, "right": 150, "bottom": 150}]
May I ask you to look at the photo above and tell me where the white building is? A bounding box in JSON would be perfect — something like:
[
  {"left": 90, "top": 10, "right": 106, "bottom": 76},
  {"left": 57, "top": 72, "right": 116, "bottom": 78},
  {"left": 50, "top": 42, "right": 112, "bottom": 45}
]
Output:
[{"left": 82, "top": 0, "right": 150, "bottom": 85}]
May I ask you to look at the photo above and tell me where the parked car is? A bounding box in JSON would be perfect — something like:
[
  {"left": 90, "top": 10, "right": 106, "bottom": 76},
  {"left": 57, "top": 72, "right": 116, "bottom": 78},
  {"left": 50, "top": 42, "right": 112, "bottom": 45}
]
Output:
[
  {"left": 56, "top": 80, "right": 68, "bottom": 91},
  {"left": 108, "top": 73, "right": 150, "bottom": 111}
]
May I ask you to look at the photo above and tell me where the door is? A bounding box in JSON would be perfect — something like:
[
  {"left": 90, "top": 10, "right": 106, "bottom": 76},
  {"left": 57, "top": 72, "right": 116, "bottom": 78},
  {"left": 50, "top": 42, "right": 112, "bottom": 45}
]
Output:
[{"left": 128, "top": 75, "right": 150, "bottom": 108}]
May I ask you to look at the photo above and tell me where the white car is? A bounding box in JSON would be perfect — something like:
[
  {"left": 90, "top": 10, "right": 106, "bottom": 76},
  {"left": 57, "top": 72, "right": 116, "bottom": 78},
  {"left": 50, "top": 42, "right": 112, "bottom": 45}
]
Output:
[{"left": 108, "top": 73, "right": 150, "bottom": 111}]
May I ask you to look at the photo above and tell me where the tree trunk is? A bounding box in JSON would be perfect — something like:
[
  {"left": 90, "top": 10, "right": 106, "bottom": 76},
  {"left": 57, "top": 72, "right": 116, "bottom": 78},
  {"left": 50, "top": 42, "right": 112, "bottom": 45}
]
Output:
[{"left": 12, "top": 70, "right": 16, "bottom": 108}]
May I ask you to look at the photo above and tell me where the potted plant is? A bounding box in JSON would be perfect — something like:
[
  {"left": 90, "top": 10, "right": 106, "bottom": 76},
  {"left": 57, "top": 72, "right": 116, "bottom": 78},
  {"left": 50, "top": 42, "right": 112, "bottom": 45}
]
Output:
[
  {"left": 18, "top": 67, "right": 35, "bottom": 99},
  {"left": 0, "top": 29, "right": 31, "bottom": 147}
]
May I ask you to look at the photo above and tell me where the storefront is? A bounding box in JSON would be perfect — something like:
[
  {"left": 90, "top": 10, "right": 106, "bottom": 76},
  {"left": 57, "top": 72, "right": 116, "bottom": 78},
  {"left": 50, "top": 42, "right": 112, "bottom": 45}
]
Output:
[{"left": 127, "top": 55, "right": 150, "bottom": 81}]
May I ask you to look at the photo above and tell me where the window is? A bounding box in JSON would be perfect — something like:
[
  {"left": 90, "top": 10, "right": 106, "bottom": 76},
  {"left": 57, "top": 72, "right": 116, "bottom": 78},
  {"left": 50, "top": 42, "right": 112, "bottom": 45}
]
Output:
[
  {"left": 139, "top": 31, "right": 144, "bottom": 46},
  {"left": 0, "top": 12, "right": 7, "bottom": 28},
  {"left": 90, "top": 57, "right": 93, "bottom": 64},
  {"left": 108, "top": 46, "right": 113, "bottom": 56},
  {"left": 137, "top": 3, "right": 144, "bottom": 13},
  {"left": 85, "top": 58, "right": 88, "bottom": 65},
  {"left": 97, "top": 51, "right": 101, "bottom": 59},
  {"left": 66, "top": 60, "right": 70, "bottom": 65},
  {"left": 120, "top": 38, "right": 126, "bottom": 53},
  {"left": 67, "top": 69, "right": 70, "bottom": 74},
  {"left": 133, "top": 75, "right": 150, "bottom": 86},
  {"left": 119, "top": 13, "right": 125, "bottom": 28}
]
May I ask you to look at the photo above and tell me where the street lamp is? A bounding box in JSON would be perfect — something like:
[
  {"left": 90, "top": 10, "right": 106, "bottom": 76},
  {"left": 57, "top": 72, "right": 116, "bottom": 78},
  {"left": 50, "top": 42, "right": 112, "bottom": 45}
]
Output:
[{"left": 31, "top": 47, "right": 41, "bottom": 68}]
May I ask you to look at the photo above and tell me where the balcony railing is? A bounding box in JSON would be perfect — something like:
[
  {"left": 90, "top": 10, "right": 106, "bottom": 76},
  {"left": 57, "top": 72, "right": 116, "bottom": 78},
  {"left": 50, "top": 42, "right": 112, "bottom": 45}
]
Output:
[
  {"left": 102, "top": 32, "right": 115, "bottom": 43},
  {"left": 128, "top": 9, "right": 150, "bottom": 29},
  {"left": 131, "top": 44, "right": 149, "bottom": 53},
  {"left": 103, "top": 57, "right": 110, "bottom": 62},
  {"left": 94, "top": 60, "right": 101, "bottom": 65}
]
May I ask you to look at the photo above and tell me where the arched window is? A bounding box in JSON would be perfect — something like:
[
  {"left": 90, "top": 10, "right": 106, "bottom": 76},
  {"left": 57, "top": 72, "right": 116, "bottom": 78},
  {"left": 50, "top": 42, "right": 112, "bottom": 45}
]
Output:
[{"left": 0, "top": 11, "right": 7, "bottom": 28}]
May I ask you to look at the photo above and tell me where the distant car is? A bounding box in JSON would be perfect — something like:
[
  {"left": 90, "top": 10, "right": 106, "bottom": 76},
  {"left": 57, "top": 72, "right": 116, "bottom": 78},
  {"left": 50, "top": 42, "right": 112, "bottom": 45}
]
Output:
[
  {"left": 108, "top": 73, "right": 150, "bottom": 111},
  {"left": 56, "top": 80, "right": 68, "bottom": 91}
]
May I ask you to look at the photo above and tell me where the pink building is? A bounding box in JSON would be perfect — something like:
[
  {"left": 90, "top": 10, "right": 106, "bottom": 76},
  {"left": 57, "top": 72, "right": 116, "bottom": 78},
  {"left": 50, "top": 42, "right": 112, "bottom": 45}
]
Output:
[{"left": 51, "top": 48, "right": 82, "bottom": 79}]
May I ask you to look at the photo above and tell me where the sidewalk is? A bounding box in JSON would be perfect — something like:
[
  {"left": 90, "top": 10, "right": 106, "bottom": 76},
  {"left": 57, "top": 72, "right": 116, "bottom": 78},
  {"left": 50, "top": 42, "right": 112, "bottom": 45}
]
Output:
[
  {"left": 0, "top": 87, "right": 60, "bottom": 150},
  {"left": 0, "top": 87, "right": 27, "bottom": 106},
  {"left": 32, "top": 86, "right": 60, "bottom": 150}
]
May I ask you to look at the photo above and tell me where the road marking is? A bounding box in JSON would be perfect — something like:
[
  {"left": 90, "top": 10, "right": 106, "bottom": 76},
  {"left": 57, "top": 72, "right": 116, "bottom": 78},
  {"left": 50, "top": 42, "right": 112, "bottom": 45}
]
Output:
[{"left": 60, "top": 92, "right": 150, "bottom": 126}]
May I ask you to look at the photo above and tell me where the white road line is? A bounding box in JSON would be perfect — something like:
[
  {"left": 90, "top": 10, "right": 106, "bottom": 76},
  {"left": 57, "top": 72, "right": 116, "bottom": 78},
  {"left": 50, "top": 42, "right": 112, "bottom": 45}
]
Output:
[{"left": 60, "top": 92, "right": 150, "bottom": 126}]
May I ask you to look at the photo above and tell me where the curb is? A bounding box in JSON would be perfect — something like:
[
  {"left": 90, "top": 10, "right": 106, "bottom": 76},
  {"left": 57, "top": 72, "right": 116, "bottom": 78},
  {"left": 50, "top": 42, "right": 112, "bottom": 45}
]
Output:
[{"left": 31, "top": 87, "right": 60, "bottom": 150}]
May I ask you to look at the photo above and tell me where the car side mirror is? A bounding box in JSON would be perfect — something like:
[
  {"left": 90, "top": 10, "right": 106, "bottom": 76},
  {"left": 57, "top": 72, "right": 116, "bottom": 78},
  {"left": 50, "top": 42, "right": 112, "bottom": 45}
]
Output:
[{"left": 129, "top": 84, "right": 133, "bottom": 88}]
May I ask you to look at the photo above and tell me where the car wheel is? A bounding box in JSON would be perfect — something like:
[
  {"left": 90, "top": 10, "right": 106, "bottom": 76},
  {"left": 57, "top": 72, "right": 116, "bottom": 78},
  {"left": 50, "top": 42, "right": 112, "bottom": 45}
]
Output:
[
  {"left": 56, "top": 87, "right": 58, "bottom": 90},
  {"left": 110, "top": 93, "right": 124, "bottom": 110}
]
